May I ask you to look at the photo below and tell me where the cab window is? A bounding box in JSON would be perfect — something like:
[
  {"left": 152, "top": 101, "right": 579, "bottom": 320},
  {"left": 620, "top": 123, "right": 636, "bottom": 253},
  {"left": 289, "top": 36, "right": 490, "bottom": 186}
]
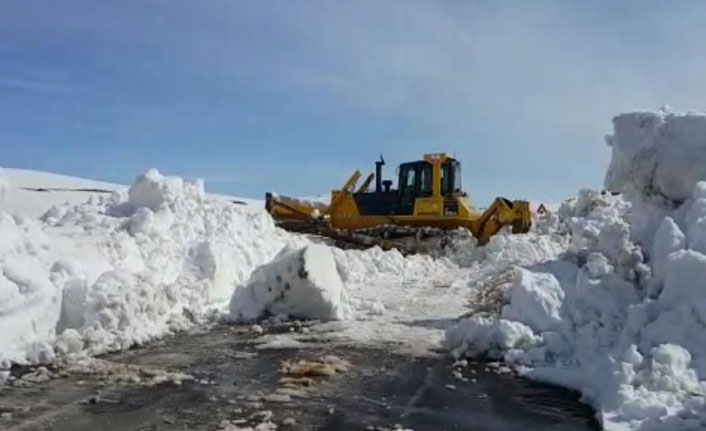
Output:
[
  {"left": 419, "top": 164, "right": 432, "bottom": 196},
  {"left": 441, "top": 160, "right": 461, "bottom": 196},
  {"left": 405, "top": 167, "right": 416, "bottom": 189},
  {"left": 452, "top": 161, "right": 462, "bottom": 192},
  {"left": 441, "top": 163, "right": 451, "bottom": 195}
]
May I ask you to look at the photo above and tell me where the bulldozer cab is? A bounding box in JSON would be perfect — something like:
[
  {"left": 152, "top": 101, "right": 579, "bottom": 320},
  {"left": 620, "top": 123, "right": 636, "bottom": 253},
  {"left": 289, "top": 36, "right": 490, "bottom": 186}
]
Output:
[
  {"left": 398, "top": 161, "right": 433, "bottom": 214},
  {"left": 352, "top": 154, "right": 463, "bottom": 216},
  {"left": 399, "top": 155, "right": 462, "bottom": 193}
]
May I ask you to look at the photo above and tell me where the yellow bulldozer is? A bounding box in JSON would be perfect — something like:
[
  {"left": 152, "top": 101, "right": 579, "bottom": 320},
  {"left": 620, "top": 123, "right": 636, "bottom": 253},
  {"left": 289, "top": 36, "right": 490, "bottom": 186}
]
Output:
[{"left": 265, "top": 153, "right": 531, "bottom": 253}]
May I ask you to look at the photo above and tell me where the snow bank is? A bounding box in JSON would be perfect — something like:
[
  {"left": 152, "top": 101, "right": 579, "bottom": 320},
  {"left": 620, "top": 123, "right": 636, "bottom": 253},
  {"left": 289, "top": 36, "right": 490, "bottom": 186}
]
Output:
[
  {"left": 0, "top": 213, "right": 59, "bottom": 377},
  {"left": 605, "top": 111, "right": 706, "bottom": 249},
  {"left": 447, "top": 111, "right": 706, "bottom": 430},
  {"left": 605, "top": 111, "right": 706, "bottom": 205},
  {"left": 0, "top": 169, "right": 295, "bottom": 382},
  {"left": 229, "top": 244, "right": 350, "bottom": 321}
]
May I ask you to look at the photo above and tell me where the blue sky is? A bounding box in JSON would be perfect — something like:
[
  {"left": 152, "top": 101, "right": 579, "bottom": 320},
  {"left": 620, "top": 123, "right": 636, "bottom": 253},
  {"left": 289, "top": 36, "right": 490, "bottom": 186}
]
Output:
[{"left": 2, "top": 1, "right": 706, "bottom": 204}]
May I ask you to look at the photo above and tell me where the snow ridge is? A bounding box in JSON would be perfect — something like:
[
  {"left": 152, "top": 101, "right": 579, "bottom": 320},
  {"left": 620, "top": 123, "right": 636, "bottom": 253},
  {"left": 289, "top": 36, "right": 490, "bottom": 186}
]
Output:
[
  {"left": 447, "top": 111, "right": 706, "bottom": 431},
  {"left": 0, "top": 169, "right": 295, "bottom": 383}
]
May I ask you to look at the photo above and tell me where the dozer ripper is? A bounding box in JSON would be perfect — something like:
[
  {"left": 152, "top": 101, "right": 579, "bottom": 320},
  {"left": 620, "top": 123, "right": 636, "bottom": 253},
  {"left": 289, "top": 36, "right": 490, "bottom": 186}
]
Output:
[{"left": 265, "top": 153, "right": 531, "bottom": 253}]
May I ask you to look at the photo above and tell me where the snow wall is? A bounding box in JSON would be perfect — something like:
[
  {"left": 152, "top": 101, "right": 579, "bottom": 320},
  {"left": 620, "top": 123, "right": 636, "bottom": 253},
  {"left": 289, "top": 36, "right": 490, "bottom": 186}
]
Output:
[
  {"left": 0, "top": 169, "right": 294, "bottom": 383},
  {"left": 446, "top": 110, "right": 706, "bottom": 431}
]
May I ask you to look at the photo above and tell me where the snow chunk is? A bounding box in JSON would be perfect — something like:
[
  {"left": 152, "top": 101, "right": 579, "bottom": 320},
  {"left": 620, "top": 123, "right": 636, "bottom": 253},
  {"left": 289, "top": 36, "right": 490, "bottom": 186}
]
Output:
[
  {"left": 660, "top": 249, "right": 706, "bottom": 309},
  {"left": 127, "top": 168, "right": 204, "bottom": 211},
  {"left": 648, "top": 344, "right": 700, "bottom": 393},
  {"left": 230, "top": 244, "right": 350, "bottom": 321},
  {"left": 55, "top": 329, "right": 84, "bottom": 355},
  {"left": 649, "top": 217, "right": 686, "bottom": 293},
  {"left": 446, "top": 317, "right": 540, "bottom": 360},
  {"left": 605, "top": 111, "right": 706, "bottom": 204},
  {"left": 684, "top": 186, "right": 706, "bottom": 255},
  {"left": 501, "top": 269, "right": 564, "bottom": 333}
]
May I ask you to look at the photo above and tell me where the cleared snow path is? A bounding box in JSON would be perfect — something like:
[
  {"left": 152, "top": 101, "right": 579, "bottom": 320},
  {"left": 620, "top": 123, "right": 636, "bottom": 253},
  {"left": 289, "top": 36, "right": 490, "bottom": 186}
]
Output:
[{"left": 248, "top": 229, "right": 565, "bottom": 355}]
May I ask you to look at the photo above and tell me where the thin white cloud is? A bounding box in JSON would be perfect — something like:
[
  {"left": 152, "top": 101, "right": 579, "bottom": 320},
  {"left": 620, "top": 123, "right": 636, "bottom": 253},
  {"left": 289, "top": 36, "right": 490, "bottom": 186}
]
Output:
[
  {"left": 0, "top": 75, "right": 66, "bottom": 93},
  {"left": 4, "top": 0, "right": 706, "bottom": 203}
]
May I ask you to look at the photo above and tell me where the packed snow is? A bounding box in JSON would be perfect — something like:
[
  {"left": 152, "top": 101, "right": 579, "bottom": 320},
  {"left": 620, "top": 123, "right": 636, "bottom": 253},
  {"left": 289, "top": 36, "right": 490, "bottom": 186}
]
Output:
[
  {"left": 446, "top": 110, "right": 706, "bottom": 430},
  {"left": 0, "top": 168, "right": 297, "bottom": 384},
  {"left": 230, "top": 244, "right": 351, "bottom": 321},
  {"left": 605, "top": 110, "right": 706, "bottom": 205}
]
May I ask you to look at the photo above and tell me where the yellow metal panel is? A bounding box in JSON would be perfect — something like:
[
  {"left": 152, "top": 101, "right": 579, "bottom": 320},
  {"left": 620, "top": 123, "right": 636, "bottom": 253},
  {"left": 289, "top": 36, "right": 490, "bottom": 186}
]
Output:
[
  {"left": 265, "top": 194, "right": 329, "bottom": 221},
  {"left": 329, "top": 170, "right": 362, "bottom": 213},
  {"left": 432, "top": 162, "right": 441, "bottom": 197},
  {"left": 413, "top": 196, "right": 443, "bottom": 216},
  {"left": 423, "top": 153, "right": 449, "bottom": 164}
]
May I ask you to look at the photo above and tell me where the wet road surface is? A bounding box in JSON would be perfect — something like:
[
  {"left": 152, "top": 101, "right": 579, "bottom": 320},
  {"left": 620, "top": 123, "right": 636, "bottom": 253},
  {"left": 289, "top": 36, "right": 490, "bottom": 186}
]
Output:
[{"left": 0, "top": 324, "right": 599, "bottom": 431}]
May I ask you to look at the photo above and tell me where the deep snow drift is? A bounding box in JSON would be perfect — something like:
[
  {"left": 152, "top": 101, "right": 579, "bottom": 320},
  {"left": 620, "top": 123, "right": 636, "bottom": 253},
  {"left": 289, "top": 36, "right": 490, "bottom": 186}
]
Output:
[
  {"left": 446, "top": 111, "right": 706, "bottom": 431},
  {"left": 0, "top": 168, "right": 297, "bottom": 383}
]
